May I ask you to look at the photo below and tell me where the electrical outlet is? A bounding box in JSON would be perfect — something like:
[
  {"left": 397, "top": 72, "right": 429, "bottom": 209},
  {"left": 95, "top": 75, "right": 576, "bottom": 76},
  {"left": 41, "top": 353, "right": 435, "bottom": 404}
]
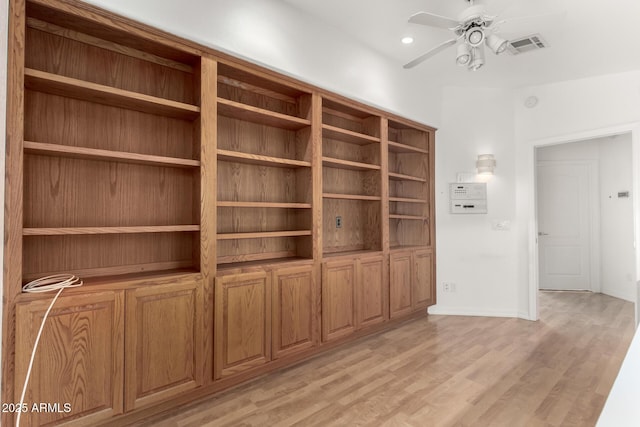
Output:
[
  {"left": 336, "top": 216, "right": 342, "bottom": 228},
  {"left": 442, "top": 282, "right": 457, "bottom": 293},
  {"left": 491, "top": 220, "right": 511, "bottom": 231}
]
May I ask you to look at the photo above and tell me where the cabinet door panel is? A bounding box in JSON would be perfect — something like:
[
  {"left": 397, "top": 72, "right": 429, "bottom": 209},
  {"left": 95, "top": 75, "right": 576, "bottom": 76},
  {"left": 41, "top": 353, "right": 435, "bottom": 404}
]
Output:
[
  {"left": 322, "top": 260, "right": 356, "bottom": 342},
  {"left": 272, "top": 265, "right": 317, "bottom": 358},
  {"left": 390, "top": 252, "right": 412, "bottom": 318},
  {"left": 125, "top": 279, "right": 203, "bottom": 411},
  {"left": 215, "top": 272, "right": 271, "bottom": 379},
  {"left": 357, "top": 255, "right": 386, "bottom": 328},
  {"left": 413, "top": 249, "right": 434, "bottom": 310},
  {"left": 15, "top": 291, "right": 124, "bottom": 427}
]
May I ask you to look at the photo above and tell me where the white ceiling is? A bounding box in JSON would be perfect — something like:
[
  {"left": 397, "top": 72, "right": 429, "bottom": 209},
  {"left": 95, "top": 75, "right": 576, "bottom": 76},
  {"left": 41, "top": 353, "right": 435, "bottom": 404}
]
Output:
[{"left": 281, "top": 0, "right": 640, "bottom": 88}]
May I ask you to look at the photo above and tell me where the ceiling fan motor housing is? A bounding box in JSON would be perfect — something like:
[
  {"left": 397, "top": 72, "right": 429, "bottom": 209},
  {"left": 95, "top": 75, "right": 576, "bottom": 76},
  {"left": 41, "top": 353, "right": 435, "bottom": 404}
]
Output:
[
  {"left": 457, "top": 5, "right": 492, "bottom": 27},
  {"left": 465, "top": 24, "right": 485, "bottom": 47}
]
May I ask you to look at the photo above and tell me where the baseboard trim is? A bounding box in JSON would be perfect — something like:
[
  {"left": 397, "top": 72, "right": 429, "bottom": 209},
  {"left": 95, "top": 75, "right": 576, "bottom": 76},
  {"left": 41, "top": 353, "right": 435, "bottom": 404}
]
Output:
[{"left": 427, "top": 305, "right": 519, "bottom": 318}]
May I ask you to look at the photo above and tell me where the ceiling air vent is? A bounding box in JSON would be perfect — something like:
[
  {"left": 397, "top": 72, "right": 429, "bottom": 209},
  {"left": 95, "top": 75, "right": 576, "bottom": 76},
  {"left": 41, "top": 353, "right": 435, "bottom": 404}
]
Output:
[{"left": 506, "top": 34, "right": 548, "bottom": 55}]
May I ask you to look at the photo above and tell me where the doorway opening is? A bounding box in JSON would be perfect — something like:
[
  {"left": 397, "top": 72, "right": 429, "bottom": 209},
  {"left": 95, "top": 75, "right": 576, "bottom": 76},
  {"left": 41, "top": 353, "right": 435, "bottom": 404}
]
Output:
[{"left": 533, "top": 131, "right": 638, "bottom": 318}]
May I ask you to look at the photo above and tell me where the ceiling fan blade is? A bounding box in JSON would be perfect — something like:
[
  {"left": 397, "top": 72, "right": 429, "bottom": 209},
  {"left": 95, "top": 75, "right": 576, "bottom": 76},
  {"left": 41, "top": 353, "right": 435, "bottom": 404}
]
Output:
[
  {"left": 403, "top": 39, "right": 457, "bottom": 69},
  {"left": 408, "top": 12, "right": 459, "bottom": 29}
]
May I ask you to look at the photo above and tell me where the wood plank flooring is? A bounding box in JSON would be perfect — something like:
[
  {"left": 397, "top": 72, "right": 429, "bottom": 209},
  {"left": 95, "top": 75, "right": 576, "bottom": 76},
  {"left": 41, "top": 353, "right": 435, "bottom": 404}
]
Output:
[{"left": 140, "top": 291, "right": 635, "bottom": 427}]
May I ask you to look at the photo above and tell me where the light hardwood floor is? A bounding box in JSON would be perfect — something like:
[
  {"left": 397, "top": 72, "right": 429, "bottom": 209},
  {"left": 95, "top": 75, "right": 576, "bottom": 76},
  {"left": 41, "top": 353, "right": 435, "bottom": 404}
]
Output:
[{"left": 141, "top": 292, "right": 635, "bottom": 427}]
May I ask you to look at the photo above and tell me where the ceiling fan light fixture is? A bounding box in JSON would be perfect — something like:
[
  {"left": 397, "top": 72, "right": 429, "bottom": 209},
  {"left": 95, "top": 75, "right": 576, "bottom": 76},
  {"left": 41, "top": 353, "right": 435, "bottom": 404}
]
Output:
[
  {"left": 465, "top": 26, "right": 484, "bottom": 47},
  {"left": 469, "top": 46, "right": 485, "bottom": 71},
  {"left": 486, "top": 34, "right": 507, "bottom": 54},
  {"left": 456, "top": 43, "right": 471, "bottom": 66}
]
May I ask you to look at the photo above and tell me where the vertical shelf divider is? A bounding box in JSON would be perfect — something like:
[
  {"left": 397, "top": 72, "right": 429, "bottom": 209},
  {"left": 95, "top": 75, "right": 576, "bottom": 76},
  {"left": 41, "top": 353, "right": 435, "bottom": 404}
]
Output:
[
  {"left": 381, "top": 118, "right": 390, "bottom": 256},
  {"left": 199, "top": 55, "right": 217, "bottom": 384},
  {"left": 312, "top": 92, "right": 324, "bottom": 264}
]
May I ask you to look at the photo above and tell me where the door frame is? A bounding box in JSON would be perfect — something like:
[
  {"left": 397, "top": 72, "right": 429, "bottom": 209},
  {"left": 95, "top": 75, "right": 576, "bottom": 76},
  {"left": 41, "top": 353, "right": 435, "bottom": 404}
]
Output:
[
  {"left": 525, "top": 122, "right": 640, "bottom": 324},
  {"left": 536, "top": 159, "right": 600, "bottom": 293}
]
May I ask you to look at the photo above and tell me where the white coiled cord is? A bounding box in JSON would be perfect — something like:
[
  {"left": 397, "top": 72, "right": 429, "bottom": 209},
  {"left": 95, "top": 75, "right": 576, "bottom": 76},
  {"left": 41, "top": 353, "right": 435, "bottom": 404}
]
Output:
[{"left": 16, "top": 274, "right": 83, "bottom": 427}]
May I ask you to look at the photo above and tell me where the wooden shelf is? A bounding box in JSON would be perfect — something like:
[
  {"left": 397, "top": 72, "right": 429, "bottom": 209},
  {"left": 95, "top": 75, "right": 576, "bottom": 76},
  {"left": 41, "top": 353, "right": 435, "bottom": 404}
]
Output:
[
  {"left": 322, "top": 249, "right": 383, "bottom": 259},
  {"left": 217, "top": 230, "right": 312, "bottom": 240},
  {"left": 389, "top": 172, "right": 427, "bottom": 183},
  {"left": 23, "top": 269, "right": 202, "bottom": 290},
  {"left": 217, "top": 256, "right": 311, "bottom": 269},
  {"left": 24, "top": 68, "right": 200, "bottom": 120},
  {"left": 322, "top": 124, "right": 380, "bottom": 145},
  {"left": 217, "top": 253, "right": 306, "bottom": 266},
  {"left": 217, "top": 98, "right": 311, "bottom": 130},
  {"left": 21, "top": 266, "right": 201, "bottom": 287},
  {"left": 23, "top": 225, "right": 200, "bottom": 236},
  {"left": 389, "top": 197, "right": 427, "bottom": 204},
  {"left": 26, "top": 17, "right": 195, "bottom": 74},
  {"left": 389, "top": 215, "right": 428, "bottom": 221},
  {"left": 217, "top": 149, "right": 310, "bottom": 168},
  {"left": 323, "top": 193, "right": 381, "bottom": 201},
  {"left": 390, "top": 245, "right": 430, "bottom": 252},
  {"left": 217, "top": 201, "right": 311, "bottom": 209},
  {"left": 218, "top": 63, "right": 309, "bottom": 101},
  {"left": 388, "top": 140, "right": 428, "bottom": 154},
  {"left": 322, "top": 156, "right": 380, "bottom": 171},
  {"left": 24, "top": 141, "right": 200, "bottom": 168}
]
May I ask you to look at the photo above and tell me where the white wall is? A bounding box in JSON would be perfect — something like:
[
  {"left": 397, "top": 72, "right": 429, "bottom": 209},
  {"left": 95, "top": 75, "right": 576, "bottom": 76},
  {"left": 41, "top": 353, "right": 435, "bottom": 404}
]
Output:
[
  {"left": 434, "top": 71, "right": 640, "bottom": 319},
  {"left": 429, "top": 86, "right": 519, "bottom": 317},
  {"left": 515, "top": 70, "right": 640, "bottom": 318},
  {"left": 537, "top": 135, "right": 636, "bottom": 302}
]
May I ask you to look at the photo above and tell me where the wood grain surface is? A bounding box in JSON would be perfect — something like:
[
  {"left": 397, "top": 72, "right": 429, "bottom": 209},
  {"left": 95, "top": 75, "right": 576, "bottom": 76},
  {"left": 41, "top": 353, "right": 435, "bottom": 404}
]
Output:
[{"left": 143, "top": 291, "right": 635, "bottom": 427}]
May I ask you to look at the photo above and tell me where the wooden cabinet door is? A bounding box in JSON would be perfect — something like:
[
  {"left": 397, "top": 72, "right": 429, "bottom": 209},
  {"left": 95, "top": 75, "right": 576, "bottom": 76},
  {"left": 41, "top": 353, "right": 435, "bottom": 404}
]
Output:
[
  {"left": 125, "top": 279, "right": 203, "bottom": 411},
  {"left": 272, "top": 264, "right": 317, "bottom": 359},
  {"left": 357, "top": 255, "right": 387, "bottom": 328},
  {"left": 390, "top": 252, "right": 413, "bottom": 318},
  {"left": 412, "top": 249, "right": 434, "bottom": 311},
  {"left": 15, "top": 291, "right": 124, "bottom": 427},
  {"left": 215, "top": 272, "right": 271, "bottom": 379},
  {"left": 322, "top": 259, "right": 357, "bottom": 342}
]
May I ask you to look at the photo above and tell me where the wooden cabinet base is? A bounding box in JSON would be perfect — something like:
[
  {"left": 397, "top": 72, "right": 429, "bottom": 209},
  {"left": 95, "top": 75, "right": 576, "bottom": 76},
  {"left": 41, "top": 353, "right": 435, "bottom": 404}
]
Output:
[
  {"left": 390, "top": 248, "right": 434, "bottom": 318},
  {"left": 215, "top": 271, "right": 272, "bottom": 379},
  {"left": 125, "top": 279, "right": 203, "bottom": 410},
  {"left": 15, "top": 292, "right": 125, "bottom": 427}
]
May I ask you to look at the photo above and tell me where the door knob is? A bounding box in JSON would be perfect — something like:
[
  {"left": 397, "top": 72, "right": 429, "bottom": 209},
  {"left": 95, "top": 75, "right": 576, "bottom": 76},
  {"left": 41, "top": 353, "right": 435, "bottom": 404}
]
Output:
[{"left": 538, "top": 232, "right": 549, "bottom": 236}]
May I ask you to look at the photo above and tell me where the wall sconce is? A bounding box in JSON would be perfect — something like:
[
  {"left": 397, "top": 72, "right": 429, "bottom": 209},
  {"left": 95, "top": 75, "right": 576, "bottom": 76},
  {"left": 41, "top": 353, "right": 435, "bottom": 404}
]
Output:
[{"left": 476, "top": 154, "right": 496, "bottom": 175}]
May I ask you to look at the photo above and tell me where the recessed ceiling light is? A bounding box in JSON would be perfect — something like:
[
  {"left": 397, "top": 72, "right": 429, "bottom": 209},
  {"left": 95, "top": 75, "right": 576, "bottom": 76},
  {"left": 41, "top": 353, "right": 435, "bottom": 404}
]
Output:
[{"left": 401, "top": 37, "right": 414, "bottom": 44}]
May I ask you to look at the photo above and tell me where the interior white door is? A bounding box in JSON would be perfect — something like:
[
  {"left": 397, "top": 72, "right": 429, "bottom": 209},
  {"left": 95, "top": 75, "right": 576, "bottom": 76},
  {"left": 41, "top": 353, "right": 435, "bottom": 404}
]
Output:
[{"left": 537, "top": 161, "right": 593, "bottom": 290}]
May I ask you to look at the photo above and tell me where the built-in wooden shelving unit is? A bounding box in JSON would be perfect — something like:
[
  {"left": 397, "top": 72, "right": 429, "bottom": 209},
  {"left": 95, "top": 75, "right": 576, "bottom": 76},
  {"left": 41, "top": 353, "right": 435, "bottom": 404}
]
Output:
[
  {"left": 216, "top": 62, "right": 313, "bottom": 266},
  {"left": 321, "top": 98, "right": 382, "bottom": 255},
  {"left": 2, "top": 1, "right": 437, "bottom": 425},
  {"left": 18, "top": 3, "right": 205, "bottom": 282},
  {"left": 24, "top": 141, "right": 201, "bottom": 168},
  {"left": 387, "top": 119, "right": 432, "bottom": 249}
]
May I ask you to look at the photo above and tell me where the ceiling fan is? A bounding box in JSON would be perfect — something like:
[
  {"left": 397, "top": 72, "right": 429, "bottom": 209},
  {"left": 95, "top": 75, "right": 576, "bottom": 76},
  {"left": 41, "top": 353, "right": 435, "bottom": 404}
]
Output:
[{"left": 404, "top": 0, "right": 518, "bottom": 70}]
